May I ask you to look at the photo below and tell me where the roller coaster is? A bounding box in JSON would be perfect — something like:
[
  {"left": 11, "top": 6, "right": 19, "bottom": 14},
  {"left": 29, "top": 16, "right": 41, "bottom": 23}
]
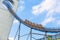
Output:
[
  {"left": 3, "top": 0, "right": 60, "bottom": 33},
  {"left": 0, "top": 0, "right": 60, "bottom": 40}
]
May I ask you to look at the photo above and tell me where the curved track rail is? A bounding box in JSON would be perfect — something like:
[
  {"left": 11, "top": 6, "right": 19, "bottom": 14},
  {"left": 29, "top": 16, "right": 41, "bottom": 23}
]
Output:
[{"left": 3, "top": 1, "right": 60, "bottom": 33}]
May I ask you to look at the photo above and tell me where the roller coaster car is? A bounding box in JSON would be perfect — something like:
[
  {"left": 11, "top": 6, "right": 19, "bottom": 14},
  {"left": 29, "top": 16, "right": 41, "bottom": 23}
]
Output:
[
  {"left": 24, "top": 19, "right": 29, "bottom": 24},
  {"left": 24, "top": 19, "right": 44, "bottom": 29},
  {"left": 38, "top": 24, "right": 44, "bottom": 28}
]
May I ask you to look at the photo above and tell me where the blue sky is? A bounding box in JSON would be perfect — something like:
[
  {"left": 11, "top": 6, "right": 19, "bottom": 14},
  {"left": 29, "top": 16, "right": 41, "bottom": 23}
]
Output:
[{"left": 9, "top": 0, "right": 60, "bottom": 40}]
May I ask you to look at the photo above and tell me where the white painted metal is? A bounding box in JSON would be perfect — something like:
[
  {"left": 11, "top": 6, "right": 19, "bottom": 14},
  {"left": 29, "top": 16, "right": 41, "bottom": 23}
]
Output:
[{"left": 0, "top": 0, "right": 18, "bottom": 40}]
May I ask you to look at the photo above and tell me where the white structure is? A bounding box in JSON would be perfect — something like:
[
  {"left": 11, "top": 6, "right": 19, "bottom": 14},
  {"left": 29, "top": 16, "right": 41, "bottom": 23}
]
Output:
[
  {"left": 0, "top": 0, "right": 18, "bottom": 40},
  {"left": 9, "top": 37, "right": 14, "bottom": 40}
]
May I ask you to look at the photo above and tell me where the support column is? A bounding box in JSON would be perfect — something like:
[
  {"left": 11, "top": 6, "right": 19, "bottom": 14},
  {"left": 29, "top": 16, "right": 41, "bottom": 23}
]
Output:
[
  {"left": 18, "top": 22, "right": 21, "bottom": 40},
  {"left": 45, "top": 31, "right": 47, "bottom": 40},
  {"left": 30, "top": 28, "right": 32, "bottom": 40}
]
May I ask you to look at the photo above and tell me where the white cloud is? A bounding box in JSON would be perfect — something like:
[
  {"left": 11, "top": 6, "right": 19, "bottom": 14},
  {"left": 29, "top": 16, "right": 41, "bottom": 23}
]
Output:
[
  {"left": 32, "top": 0, "right": 56, "bottom": 15},
  {"left": 32, "top": 0, "right": 60, "bottom": 26},
  {"left": 8, "top": 37, "right": 14, "bottom": 40},
  {"left": 18, "top": 5, "right": 24, "bottom": 11},
  {"left": 57, "top": 20, "right": 60, "bottom": 26},
  {"left": 32, "top": 0, "right": 60, "bottom": 15},
  {"left": 32, "top": 4, "right": 41, "bottom": 15},
  {"left": 41, "top": 17, "right": 55, "bottom": 26},
  {"left": 18, "top": 0, "right": 25, "bottom": 11},
  {"left": 46, "top": 9, "right": 54, "bottom": 18},
  {"left": 20, "top": 0, "right": 24, "bottom": 4},
  {"left": 13, "top": 19, "right": 19, "bottom": 23}
]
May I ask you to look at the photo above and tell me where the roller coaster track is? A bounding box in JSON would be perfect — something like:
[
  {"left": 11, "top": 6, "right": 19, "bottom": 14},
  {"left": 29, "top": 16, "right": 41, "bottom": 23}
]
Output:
[{"left": 3, "top": 1, "right": 60, "bottom": 33}]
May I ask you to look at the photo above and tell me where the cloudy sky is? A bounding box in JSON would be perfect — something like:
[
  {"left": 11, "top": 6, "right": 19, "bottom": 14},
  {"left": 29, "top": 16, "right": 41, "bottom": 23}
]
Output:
[{"left": 9, "top": 0, "right": 60, "bottom": 40}]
